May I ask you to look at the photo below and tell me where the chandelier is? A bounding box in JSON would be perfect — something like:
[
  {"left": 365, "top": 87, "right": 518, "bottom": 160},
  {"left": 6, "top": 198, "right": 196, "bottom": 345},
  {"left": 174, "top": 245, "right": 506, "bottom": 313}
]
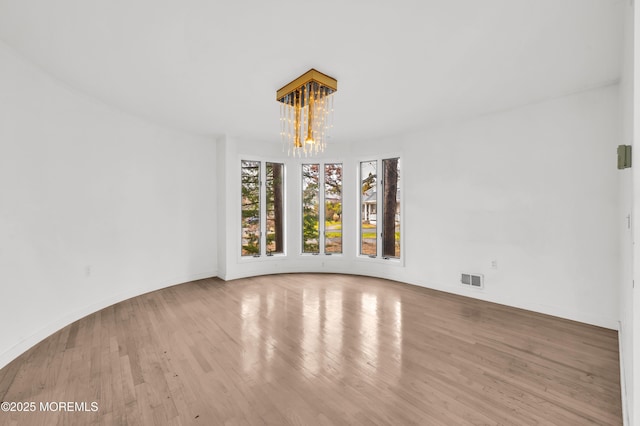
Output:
[{"left": 277, "top": 69, "right": 337, "bottom": 157}]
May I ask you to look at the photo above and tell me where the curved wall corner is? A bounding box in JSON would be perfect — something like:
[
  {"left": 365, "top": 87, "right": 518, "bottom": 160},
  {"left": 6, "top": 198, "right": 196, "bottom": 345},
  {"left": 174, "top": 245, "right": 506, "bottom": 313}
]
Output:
[{"left": 0, "top": 42, "right": 217, "bottom": 369}]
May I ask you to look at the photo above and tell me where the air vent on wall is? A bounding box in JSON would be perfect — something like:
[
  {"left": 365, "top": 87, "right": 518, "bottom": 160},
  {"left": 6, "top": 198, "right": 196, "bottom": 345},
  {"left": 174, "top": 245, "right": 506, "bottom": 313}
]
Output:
[{"left": 461, "top": 273, "right": 484, "bottom": 289}]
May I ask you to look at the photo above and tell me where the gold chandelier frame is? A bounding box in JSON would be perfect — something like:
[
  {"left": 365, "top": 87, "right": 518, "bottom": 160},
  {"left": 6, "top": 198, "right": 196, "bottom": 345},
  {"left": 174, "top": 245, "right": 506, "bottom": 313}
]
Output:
[{"left": 277, "top": 69, "right": 337, "bottom": 157}]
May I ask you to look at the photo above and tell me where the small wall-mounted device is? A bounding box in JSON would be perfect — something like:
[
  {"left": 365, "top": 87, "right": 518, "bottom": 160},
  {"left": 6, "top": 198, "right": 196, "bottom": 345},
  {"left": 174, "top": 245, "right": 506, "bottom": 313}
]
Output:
[{"left": 618, "top": 145, "right": 632, "bottom": 169}]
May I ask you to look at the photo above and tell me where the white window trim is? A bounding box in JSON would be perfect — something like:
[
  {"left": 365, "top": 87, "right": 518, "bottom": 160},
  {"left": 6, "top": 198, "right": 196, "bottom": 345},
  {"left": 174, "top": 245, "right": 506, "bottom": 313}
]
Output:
[
  {"left": 300, "top": 160, "right": 345, "bottom": 257},
  {"left": 239, "top": 156, "right": 287, "bottom": 262},
  {"left": 356, "top": 153, "right": 404, "bottom": 266}
]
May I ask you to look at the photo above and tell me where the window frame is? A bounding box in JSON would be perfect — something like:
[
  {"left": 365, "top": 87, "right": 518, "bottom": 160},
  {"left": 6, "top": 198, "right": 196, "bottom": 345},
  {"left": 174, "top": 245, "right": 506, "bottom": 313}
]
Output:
[
  {"left": 356, "top": 154, "right": 403, "bottom": 265},
  {"left": 300, "top": 161, "right": 344, "bottom": 256},
  {"left": 265, "top": 161, "right": 286, "bottom": 256},
  {"left": 239, "top": 157, "right": 287, "bottom": 260}
]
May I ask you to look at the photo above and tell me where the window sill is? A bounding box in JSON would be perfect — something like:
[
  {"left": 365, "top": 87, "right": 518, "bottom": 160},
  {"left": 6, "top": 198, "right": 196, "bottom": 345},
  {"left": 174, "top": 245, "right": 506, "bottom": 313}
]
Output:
[
  {"left": 239, "top": 253, "right": 287, "bottom": 263},
  {"left": 356, "top": 255, "right": 404, "bottom": 267}
]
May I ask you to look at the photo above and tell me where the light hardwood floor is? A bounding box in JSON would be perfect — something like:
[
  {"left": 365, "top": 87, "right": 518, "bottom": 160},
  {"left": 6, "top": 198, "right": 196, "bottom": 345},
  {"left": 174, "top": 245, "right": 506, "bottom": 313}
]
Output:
[{"left": 0, "top": 274, "right": 622, "bottom": 425}]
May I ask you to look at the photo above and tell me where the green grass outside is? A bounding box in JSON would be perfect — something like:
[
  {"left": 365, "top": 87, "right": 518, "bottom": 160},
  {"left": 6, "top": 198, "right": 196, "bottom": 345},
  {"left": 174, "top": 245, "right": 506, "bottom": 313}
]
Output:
[{"left": 361, "top": 232, "right": 400, "bottom": 240}]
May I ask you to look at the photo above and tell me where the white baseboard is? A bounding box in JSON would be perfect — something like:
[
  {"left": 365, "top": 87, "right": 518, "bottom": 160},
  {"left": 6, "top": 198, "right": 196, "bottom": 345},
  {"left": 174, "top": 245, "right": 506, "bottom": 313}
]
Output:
[
  {"left": 332, "top": 267, "right": 620, "bottom": 330},
  {"left": 420, "top": 280, "right": 618, "bottom": 330},
  {"left": 0, "top": 270, "right": 217, "bottom": 370},
  {"left": 219, "top": 267, "right": 618, "bottom": 330}
]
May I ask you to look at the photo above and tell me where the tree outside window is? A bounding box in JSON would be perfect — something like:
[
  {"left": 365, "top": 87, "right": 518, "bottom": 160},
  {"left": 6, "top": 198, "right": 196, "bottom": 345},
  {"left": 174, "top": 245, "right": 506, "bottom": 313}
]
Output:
[
  {"left": 324, "top": 164, "right": 342, "bottom": 254},
  {"left": 303, "top": 162, "right": 343, "bottom": 254},
  {"left": 266, "top": 162, "right": 284, "bottom": 254},
  {"left": 241, "top": 160, "right": 260, "bottom": 256},
  {"left": 360, "top": 157, "right": 401, "bottom": 259},
  {"left": 382, "top": 158, "right": 400, "bottom": 258},
  {"left": 302, "top": 164, "right": 320, "bottom": 253},
  {"left": 241, "top": 160, "right": 285, "bottom": 257}
]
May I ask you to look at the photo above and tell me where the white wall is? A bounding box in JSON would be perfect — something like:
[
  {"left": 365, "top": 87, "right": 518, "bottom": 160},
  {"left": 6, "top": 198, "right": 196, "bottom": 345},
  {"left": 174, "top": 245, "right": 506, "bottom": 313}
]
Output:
[
  {"left": 632, "top": 1, "right": 640, "bottom": 423},
  {"left": 358, "top": 85, "right": 621, "bottom": 329},
  {"left": 619, "top": 1, "right": 634, "bottom": 424},
  {"left": 221, "top": 84, "right": 621, "bottom": 330},
  {"left": 0, "top": 41, "right": 218, "bottom": 369}
]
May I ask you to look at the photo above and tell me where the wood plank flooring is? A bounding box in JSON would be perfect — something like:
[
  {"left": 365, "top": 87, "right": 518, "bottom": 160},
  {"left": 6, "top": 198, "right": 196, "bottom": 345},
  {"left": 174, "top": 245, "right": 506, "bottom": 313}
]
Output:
[{"left": 0, "top": 274, "right": 622, "bottom": 425}]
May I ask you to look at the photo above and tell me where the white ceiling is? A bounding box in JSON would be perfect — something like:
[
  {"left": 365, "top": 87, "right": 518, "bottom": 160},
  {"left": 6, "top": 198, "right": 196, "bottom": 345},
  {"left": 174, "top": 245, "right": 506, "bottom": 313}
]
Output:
[{"left": 0, "top": 0, "right": 623, "bottom": 143}]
